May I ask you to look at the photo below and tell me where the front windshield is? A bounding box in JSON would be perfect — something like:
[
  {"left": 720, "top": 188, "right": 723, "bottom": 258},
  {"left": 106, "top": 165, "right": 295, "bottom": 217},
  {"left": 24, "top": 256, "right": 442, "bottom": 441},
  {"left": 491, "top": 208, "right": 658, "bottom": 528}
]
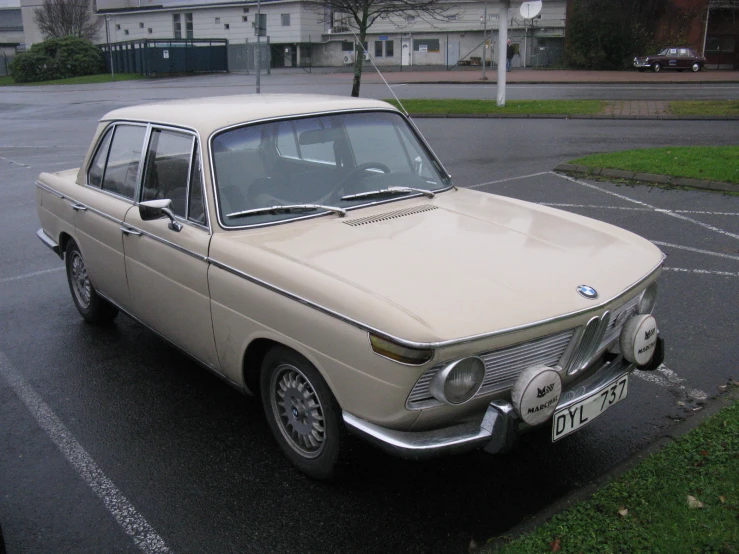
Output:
[{"left": 211, "top": 111, "right": 451, "bottom": 227}]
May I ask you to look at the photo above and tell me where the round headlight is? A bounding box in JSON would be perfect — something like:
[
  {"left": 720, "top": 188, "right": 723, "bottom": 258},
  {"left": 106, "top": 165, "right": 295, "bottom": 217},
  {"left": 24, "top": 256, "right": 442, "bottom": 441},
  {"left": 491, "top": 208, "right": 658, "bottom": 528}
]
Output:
[
  {"left": 638, "top": 282, "right": 658, "bottom": 314},
  {"left": 429, "top": 357, "right": 485, "bottom": 405}
]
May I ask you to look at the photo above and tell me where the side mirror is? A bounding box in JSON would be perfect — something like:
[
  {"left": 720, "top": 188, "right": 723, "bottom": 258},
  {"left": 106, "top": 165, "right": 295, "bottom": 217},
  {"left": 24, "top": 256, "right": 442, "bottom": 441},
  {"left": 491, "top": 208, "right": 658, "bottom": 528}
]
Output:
[{"left": 139, "top": 199, "right": 182, "bottom": 232}]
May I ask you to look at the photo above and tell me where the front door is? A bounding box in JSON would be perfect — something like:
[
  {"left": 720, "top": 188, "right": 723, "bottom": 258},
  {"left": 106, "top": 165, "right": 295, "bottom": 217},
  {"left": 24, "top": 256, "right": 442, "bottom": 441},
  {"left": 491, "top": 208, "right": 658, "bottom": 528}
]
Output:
[
  {"left": 447, "top": 40, "right": 460, "bottom": 66},
  {"left": 402, "top": 39, "right": 411, "bottom": 66},
  {"left": 123, "top": 128, "right": 218, "bottom": 368}
]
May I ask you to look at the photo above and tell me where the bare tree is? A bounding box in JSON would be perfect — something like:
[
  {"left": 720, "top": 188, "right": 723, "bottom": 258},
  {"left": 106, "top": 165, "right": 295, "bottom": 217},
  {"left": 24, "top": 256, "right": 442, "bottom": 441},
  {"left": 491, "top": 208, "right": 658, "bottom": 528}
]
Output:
[
  {"left": 305, "top": 0, "right": 453, "bottom": 96},
  {"left": 34, "top": 0, "right": 101, "bottom": 40}
]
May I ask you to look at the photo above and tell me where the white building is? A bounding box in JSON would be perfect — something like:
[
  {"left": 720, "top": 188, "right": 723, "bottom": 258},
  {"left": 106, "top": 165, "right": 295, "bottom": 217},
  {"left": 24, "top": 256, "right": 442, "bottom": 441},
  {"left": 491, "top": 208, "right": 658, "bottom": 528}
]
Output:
[{"left": 21, "top": 0, "right": 566, "bottom": 69}]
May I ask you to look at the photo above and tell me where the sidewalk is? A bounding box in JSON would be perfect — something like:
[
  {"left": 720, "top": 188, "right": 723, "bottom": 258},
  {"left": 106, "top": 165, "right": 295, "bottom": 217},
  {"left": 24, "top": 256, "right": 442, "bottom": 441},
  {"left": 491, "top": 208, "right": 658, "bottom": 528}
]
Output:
[{"left": 316, "top": 67, "right": 739, "bottom": 85}]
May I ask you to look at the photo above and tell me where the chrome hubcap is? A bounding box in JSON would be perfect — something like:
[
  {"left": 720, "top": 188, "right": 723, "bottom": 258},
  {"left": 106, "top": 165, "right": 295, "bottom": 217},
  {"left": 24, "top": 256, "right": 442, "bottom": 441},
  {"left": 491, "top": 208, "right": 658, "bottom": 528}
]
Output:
[
  {"left": 70, "top": 252, "right": 91, "bottom": 308},
  {"left": 270, "top": 364, "right": 326, "bottom": 458}
]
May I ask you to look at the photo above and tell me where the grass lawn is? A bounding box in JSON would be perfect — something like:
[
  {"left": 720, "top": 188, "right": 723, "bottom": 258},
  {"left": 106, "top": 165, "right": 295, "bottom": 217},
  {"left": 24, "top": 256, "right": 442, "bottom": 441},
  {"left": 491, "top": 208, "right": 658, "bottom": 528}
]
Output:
[
  {"left": 0, "top": 73, "right": 145, "bottom": 86},
  {"left": 384, "top": 99, "right": 605, "bottom": 115},
  {"left": 490, "top": 393, "right": 739, "bottom": 554},
  {"left": 670, "top": 100, "right": 739, "bottom": 116},
  {"left": 570, "top": 146, "right": 739, "bottom": 184}
]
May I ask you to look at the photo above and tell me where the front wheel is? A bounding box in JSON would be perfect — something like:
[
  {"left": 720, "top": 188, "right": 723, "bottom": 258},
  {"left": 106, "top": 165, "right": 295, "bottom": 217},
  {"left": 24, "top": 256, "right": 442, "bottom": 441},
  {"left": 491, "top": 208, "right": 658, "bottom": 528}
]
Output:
[
  {"left": 691, "top": 62, "right": 701, "bottom": 72},
  {"left": 65, "top": 241, "right": 118, "bottom": 324},
  {"left": 260, "top": 346, "right": 343, "bottom": 479},
  {"left": 652, "top": 62, "right": 662, "bottom": 73}
]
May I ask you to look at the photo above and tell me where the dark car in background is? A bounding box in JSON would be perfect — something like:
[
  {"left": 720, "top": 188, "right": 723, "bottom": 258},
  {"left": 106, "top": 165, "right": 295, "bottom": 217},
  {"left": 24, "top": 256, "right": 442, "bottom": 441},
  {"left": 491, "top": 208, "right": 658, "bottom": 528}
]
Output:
[{"left": 634, "top": 47, "right": 705, "bottom": 72}]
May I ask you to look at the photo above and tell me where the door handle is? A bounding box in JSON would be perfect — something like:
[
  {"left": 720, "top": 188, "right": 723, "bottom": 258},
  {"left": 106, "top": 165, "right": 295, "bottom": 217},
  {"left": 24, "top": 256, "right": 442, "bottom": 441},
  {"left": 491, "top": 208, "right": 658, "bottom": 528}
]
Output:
[
  {"left": 71, "top": 203, "right": 87, "bottom": 212},
  {"left": 120, "top": 226, "right": 142, "bottom": 236}
]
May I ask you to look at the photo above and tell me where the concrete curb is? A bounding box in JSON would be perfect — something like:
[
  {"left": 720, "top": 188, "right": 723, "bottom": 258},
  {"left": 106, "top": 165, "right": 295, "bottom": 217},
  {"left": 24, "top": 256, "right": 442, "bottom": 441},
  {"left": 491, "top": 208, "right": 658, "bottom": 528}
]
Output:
[
  {"left": 407, "top": 113, "right": 739, "bottom": 121},
  {"left": 487, "top": 385, "right": 739, "bottom": 552},
  {"left": 553, "top": 163, "right": 739, "bottom": 193}
]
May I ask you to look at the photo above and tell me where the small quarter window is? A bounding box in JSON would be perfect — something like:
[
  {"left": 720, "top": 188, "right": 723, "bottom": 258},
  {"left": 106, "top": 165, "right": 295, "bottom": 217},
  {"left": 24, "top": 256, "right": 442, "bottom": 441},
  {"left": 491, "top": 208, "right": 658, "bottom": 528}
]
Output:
[
  {"left": 188, "top": 145, "right": 206, "bottom": 225},
  {"left": 88, "top": 126, "right": 114, "bottom": 188}
]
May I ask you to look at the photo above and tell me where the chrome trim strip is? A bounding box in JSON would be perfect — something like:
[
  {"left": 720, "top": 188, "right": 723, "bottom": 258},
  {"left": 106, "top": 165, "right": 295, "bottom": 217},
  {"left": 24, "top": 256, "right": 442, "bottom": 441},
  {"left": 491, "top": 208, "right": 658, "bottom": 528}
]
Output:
[
  {"left": 36, "top": 229, "right": 61, "bottom": 257},
  {"left": 35, "top": 182, "right": 663, "bottom": 350},
  {"left": 126, "top": 225, "right": 209, "bottom": 262},
  {"left": 208, "top": 108, "right": 453, "bottom": 231},
  {"left": 36, "top": 181, "right": 65, "bottom": 199}
]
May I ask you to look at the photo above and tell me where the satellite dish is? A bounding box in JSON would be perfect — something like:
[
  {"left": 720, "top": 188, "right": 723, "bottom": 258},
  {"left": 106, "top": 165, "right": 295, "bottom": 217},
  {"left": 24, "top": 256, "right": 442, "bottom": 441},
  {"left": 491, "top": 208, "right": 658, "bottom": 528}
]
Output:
[{"left": 520, "top": 0, "right": 542, "bottom": 19}]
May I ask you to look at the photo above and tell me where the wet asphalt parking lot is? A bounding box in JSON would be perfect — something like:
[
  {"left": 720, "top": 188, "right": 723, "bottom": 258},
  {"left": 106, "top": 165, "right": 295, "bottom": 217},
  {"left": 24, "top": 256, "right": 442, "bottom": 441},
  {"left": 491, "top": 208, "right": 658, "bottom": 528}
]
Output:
[{"left": 1, "top": 79, "right": 738, "bottom": 553}]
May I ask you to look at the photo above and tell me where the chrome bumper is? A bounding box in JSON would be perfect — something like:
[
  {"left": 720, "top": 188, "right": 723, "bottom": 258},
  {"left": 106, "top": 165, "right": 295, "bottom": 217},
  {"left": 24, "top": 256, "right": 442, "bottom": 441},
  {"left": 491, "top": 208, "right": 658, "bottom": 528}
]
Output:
[
  {"left": 633, "top": 59, "right": 649, "bottom": 68},
  {"left": 37, "top": 229, "right": 62, "bottom": 258},
  {"left": 343, "top": 356, "right": 641, "bottom": 460}
]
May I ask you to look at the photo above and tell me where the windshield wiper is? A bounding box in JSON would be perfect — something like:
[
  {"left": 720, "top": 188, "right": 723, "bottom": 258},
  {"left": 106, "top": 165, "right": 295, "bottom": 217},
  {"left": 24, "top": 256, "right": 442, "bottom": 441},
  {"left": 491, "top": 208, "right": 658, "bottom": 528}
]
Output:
[
  {"left": 227, "top": 204, "right": 346, "bottom": 219},
  {"left": 341, "top": 186, "right": 435, "bottom": 201}
]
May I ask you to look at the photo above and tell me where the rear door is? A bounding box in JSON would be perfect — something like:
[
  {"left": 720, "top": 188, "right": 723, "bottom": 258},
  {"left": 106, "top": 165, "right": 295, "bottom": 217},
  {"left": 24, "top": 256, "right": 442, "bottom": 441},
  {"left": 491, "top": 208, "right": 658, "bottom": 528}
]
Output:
[{"left": 72, "top": 123, "right": 147, "bottom": 308}]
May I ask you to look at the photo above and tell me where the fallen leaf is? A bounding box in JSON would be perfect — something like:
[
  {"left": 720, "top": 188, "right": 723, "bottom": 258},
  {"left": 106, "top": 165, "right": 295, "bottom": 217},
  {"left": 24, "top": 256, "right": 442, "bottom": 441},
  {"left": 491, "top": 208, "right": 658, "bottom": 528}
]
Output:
[
  {"left": 550, "top": 538, "right": 562, "bottom": 552},
  {"left": 687, "top": 495, "right": 704, "bottom": 509},
  {"left": 677, "top": 401, "right": 686, "bottom": 406},
  {"left": 618, "top": 507, "right": 629, "bottom": 517},
  {"left": 719, "top": 495, "right": 727, "bottom": 504},
  {"left": 701, "top": 450, "right": 709, "bottom": 456}
]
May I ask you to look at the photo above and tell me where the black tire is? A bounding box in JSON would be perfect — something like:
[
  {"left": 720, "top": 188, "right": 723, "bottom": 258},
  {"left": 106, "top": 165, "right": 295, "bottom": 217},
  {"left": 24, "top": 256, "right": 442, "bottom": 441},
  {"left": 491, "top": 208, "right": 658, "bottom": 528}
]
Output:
[
  {"left": 260, "top": 346, "right": 343, "bottom": 479},
  {"left": 652, "top": 62, "right": 662, "bottom": 73},
  {"left": 691, "top": 62, "right": 701, "bottom": 72},
  {"left": 65, "top": 241, "right": 119, "bottom": 324}
]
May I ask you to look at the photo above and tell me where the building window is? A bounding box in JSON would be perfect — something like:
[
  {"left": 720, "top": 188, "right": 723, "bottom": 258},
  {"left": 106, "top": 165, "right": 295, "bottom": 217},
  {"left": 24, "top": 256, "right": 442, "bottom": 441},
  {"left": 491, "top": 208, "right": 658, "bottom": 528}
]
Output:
[
  {"left": 406, "top": 15, "right": 415, "bottom": 22},
  {"left": 413, "top": 39, "right": 440, "bottom": 52},
  {"left": 281, "top": 14, "right": 290, "bottom": 26},
  {"left": 386, "top": 40, "right": 394, "bottom": 57},
  {"left": 243, "top": 7, "right": 249, "bottom": 12},
  {"left": 139, "top": 22, "right": 144, "bottom": 28},
  {"left": 148, "top": 28, "right": 152, "bottom": 34},
  {"left": 173, "top": 14, "right": 181, "bottom": 39},
  {"left": 185, "top": 13, "right": 193, "bottom": 39},
  {"left": 242, "top": 16, "right": 248, "bottom": 22},
  {"left": 374, "top": 41, "right": 383, "bottom": 57},
  {"left": 124, "top": 29, "right": 129, "bottom": 35},
  {"left": 215, "top": 17, "right": 220, "bottom": 24},
  {"left": 115, "top": 24, "right": 120, "bottom": 30},
  {"left": 341, "top": 41, "right": 353, "bottom": 52},
  {"left": 224, "top": 23, "right": 229, "bottom": 29}
]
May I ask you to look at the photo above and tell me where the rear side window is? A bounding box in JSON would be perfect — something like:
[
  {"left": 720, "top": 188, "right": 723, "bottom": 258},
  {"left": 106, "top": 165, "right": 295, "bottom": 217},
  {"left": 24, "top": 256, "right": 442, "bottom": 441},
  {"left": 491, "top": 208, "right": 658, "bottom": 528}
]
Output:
[{"left": 101, "top": 125, "right": 147, "bottom": 200}]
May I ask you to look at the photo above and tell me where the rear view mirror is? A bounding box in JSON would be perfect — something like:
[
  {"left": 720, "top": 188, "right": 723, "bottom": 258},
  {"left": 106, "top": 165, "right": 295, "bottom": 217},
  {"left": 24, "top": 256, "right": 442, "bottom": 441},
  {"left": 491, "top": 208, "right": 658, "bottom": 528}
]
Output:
[{"left": 139, "top": 199, "right": 182, "bottom": 232}]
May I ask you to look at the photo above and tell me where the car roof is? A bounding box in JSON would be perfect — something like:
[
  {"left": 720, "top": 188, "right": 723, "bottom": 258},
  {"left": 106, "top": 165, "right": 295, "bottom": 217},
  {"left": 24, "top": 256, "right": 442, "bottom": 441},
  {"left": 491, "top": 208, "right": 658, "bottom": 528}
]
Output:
[{"left": 101, "top": 94, "right": 398, "bottom": 136}]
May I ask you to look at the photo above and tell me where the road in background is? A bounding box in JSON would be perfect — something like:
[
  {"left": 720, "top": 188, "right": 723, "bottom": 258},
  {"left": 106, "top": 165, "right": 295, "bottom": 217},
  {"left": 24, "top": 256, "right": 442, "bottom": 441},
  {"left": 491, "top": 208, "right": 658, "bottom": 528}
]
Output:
[{"left": 1, "top": 78, "right": 738, "bottom": 553}]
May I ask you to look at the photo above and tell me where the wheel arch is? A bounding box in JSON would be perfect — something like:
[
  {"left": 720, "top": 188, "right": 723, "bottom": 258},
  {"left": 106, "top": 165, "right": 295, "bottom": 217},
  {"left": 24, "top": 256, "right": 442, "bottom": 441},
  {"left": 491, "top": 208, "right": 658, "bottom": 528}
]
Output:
[{"left": 58, "top": 232, "right": 74, "bottom": 258}]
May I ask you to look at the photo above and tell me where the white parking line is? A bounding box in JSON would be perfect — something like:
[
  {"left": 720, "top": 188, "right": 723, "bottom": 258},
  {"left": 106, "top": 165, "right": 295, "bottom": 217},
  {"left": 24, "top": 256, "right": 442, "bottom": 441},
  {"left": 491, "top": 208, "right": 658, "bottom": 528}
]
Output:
[
  {"left": 0, "top": 267, "right": 64, "bottom": 285},
  {"left": 653, "top": 241, "right": 739, "bottom": 261},
  {"left": 665, "top": 267, "right": 739, "bottom": 277},
  {"left": 468, "top": 171, "right": 552, "bottom": 189},
  {"left": 541, "top": 203, "right": 739, "bottom": 217},
  {"left": 0, "top": 156, "right": 31, "bottom": 167},
  {"left": 632, "top": 364, "right": 708, "bottom": 402},
  {"left": 552, "top": 172, "right": 739, "bottom": 241},
  {"left": 0, "top": 351, "right": 171, "bottom": 554}
]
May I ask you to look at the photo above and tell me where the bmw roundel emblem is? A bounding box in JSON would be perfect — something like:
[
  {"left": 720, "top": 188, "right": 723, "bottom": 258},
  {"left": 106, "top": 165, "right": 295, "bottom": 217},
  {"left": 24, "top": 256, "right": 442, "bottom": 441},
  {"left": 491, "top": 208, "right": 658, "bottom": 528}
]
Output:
[{"left": 577, "top": 285, "right": 599, "bottom": 299}]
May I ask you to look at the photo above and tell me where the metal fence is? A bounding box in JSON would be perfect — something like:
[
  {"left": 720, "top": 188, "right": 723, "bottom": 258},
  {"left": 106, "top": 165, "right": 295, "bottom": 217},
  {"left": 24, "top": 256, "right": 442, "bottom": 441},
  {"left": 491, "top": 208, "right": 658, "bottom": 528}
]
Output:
[
  {"left": 100, "top": 39, "right": 228, "bottom": 76},
  {"left": 227, "top": 42, "right": 271, "bottom": 73},
  {"left": 523, "top": 37, "right": 564, "bottom": 68},
  {"left": 0, "top": 53, "right": 12, "bottom": 77}
]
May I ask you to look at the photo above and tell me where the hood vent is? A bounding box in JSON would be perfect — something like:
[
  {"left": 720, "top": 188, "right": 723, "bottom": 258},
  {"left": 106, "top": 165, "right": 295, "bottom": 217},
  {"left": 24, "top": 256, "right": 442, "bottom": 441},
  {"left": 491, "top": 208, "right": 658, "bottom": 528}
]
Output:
[{"left": 344, "top": 205, "right": 438, "bottom": 227}]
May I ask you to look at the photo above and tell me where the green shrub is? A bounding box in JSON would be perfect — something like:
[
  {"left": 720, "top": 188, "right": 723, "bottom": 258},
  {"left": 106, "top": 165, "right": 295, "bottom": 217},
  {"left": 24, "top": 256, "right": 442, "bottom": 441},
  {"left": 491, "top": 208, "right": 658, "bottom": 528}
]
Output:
[{"left": 10, "top": 36, "right": 104, "bottom": 83}]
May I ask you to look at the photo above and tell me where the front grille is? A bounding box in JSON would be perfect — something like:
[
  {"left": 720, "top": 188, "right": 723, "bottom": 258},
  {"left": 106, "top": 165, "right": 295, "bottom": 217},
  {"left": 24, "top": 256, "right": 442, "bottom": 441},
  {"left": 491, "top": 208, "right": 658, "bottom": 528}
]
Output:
[
  {"left": 599, "top": 294, "right": 640, "bottom": 348},
  {"left": 406, "top": 329, "right": 575, "bottom": 410}
]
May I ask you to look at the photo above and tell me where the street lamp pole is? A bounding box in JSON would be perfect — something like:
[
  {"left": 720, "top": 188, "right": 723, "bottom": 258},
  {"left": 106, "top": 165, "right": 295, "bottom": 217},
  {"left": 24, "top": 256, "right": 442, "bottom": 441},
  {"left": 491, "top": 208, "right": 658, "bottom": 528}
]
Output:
[
  {"left": 256, "top": 0, "right": 261, "bottom": 93},
  {"left": 105, "top": 16, "right": 114, "bottom": 81},
  {"left": 496, "top": 0, "right": 509, "bottom": 106},
  {"left": 481, "top": 1, "right": 488, "bottom": 80}
]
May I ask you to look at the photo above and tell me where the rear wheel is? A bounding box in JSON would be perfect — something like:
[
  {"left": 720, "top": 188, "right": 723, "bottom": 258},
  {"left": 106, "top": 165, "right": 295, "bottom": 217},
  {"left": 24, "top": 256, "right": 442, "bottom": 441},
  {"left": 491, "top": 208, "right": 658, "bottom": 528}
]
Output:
[
  {"left": 652, "top": 62, "right": 662, "bottom": 73},
  {"left": 65, "top": 241, "right": 118, "bottom": 324},
  {"left": 691, "top": 62, "right": 701, "bottom": 72},
  {"left": 260, "top": 346, "right": 343, "bottom": 479}
]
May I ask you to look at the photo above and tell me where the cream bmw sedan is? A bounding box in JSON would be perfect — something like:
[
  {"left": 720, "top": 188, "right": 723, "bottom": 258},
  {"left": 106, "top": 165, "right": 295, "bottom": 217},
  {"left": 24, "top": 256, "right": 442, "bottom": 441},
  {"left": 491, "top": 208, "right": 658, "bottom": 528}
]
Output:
[{"left": 36, "top": 95, "right": 664, "bottom": 478}]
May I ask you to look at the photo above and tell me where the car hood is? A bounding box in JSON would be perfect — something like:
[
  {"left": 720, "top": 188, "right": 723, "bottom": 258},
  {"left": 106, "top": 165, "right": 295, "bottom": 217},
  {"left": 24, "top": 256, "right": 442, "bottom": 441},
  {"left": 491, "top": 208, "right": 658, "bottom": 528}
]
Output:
[{"left": 210, "top": 188, "right": 663, "bottom": 344}]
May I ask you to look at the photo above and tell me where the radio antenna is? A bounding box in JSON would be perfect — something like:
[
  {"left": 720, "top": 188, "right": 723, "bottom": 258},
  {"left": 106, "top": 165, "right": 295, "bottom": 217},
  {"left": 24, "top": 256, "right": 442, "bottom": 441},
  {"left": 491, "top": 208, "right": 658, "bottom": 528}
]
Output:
[{"left": 351, "top": 32, "right": 410, "bottom": 118}]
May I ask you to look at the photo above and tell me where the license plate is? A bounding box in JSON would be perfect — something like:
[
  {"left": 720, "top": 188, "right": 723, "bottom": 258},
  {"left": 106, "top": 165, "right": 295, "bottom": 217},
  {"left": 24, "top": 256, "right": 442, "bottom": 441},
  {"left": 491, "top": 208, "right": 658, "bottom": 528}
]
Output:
[{"left": 552, "top": 374, "right": 628, "bottom": 442}]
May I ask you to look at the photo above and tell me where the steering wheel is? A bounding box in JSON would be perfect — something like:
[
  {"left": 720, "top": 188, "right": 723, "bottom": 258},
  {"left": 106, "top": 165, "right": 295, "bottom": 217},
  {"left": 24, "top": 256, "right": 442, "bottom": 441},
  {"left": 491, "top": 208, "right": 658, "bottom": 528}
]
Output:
[{"left": 336, "top": 162, "right": 391, "bottom": 198}]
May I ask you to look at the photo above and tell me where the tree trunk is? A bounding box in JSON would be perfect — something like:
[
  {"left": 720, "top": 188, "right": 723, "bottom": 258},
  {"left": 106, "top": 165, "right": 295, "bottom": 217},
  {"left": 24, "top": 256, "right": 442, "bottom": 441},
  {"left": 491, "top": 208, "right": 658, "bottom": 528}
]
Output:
[{"left": 350, "top": 8, "right": 370, "bottom": 97}]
